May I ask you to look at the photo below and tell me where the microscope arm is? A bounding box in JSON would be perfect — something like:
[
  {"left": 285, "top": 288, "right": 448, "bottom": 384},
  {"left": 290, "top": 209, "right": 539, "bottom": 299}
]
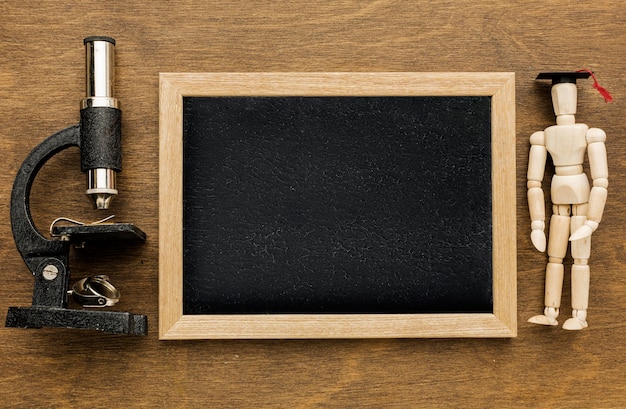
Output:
[{"left": 10, "top": 125, "right": 79, "bottom": 277}]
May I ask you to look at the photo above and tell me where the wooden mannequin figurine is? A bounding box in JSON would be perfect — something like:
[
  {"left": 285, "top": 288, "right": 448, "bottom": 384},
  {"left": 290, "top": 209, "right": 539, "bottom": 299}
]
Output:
[{"left": 528, "top": 71, "right": 609, "bottom": 330}]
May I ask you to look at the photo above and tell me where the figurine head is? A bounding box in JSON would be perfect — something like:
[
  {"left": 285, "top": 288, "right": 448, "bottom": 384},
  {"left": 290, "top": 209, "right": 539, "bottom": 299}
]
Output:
[
  {"left": 551, "top": 82, "right": 578, "bottom": 116},
  {"left": 536, "top": 71, "right": 591, "bottom": 117}
]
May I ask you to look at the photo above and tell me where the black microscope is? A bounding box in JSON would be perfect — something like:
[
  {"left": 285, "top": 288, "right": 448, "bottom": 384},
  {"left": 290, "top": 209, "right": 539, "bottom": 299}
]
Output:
[{"left": 5, "top": 37, "right": 147, "bottom": 336}]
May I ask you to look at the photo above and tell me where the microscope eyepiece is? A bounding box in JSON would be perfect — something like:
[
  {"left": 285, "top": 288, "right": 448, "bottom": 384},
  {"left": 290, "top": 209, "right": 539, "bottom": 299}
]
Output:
[
  {"left": 83, "top": 37, "right": 119, "bottom": 109},
  {"left": 81, "top": 37, "right": 121, "bottom": 210}
]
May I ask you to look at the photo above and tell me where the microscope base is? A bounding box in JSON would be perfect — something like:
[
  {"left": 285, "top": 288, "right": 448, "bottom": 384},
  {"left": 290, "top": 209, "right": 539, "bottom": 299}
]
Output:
[{"left": 6, "top": 306, "right": 147, "bottom": 336}]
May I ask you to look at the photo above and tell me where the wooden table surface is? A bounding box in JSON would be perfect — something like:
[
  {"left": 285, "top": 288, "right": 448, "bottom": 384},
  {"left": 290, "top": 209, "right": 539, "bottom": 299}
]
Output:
[{"left": 1, "top": 1, "right": 626, "bottom": 407}]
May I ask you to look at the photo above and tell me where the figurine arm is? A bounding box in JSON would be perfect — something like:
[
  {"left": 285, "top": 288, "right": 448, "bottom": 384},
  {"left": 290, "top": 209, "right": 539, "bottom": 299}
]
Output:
[
  {"left": 527, "top": 131, "right": 547, "bottom": 252},
  {"left": 570, "top": 128, "right": 608, "bottom": 241}
]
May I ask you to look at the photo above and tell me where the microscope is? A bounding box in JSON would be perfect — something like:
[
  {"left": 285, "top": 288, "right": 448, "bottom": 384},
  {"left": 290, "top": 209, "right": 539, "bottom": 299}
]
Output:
[{"left": 5, "top": 37, "right": 147, "bottom": 335}]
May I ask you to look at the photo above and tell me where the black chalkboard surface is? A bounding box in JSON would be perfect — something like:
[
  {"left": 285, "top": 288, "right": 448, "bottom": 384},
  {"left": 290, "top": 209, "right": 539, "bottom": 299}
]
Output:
[
  {"left": 182, "top": 96, "right": 492, "bottom": 315},
  {"left": 158, "top": 72, "right": 516, "bottom": 339}
]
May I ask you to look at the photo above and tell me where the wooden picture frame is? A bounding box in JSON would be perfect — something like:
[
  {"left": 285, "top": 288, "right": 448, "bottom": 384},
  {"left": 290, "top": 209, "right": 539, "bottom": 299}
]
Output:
[{"left": 159, "top": 72, "right": 516, "bottom": 339}]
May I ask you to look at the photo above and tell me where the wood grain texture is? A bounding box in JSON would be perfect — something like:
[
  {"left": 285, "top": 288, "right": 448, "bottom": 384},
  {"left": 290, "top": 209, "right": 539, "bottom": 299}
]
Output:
[{"left": 1, "top": 0, "right": 626, "bottom": 407}]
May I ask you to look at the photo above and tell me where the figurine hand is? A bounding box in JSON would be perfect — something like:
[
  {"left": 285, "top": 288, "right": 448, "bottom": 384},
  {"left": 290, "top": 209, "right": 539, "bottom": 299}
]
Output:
[
  {"left": 531, "top": 230, "right": 546, "bottom": 252},
  {"left": 569, "top": 221, "right": 599, "bottom": 242},
  {"left": 530, "top": 220, "right": 546, "bottom": 252}
]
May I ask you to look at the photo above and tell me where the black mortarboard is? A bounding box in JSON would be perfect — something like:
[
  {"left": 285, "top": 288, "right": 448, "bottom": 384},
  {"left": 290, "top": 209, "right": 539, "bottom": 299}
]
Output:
[
  {"left": 536, "top": 70, "right": 613, "bottom": 102},
  {"left": 536, "top": 71, "right": 591, "bottom": 85}
]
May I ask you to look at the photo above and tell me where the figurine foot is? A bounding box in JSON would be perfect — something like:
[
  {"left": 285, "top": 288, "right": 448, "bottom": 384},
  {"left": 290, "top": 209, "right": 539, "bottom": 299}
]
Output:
[
  {"left": 562, "top": 309, "right": 588, "bottom": 330},
  {"left": 528, "top": 307, "right": 559, "bottom": 326},
  {"left": 528, "top": 315, "right": 558, "bottom": 326}
]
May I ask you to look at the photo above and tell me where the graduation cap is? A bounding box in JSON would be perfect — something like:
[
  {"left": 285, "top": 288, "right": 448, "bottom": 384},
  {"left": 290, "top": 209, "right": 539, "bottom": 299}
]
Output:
[
  {"left": 536, "top": 71, "right": 591, "bottom": 84},
  {"left": 536, "top": 70, "right": 613, "bottom": 102}
]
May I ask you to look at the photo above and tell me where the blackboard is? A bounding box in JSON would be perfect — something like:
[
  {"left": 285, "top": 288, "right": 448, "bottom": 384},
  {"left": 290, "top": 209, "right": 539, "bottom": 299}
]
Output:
[
  {"left": 159, "top": 73, "right": 516, "bottom": 339},
  {"left": 182, "top": 96, "right": 492, "bottom": 314}
]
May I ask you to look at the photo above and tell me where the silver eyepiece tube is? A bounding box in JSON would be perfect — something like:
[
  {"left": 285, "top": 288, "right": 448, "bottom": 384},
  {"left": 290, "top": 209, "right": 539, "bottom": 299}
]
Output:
[
  {"left": 82, "top": 37, "right": 119, "bottom": 109},
  {"left": 81, "top": 36, "right": 121, "bottom": 210}
]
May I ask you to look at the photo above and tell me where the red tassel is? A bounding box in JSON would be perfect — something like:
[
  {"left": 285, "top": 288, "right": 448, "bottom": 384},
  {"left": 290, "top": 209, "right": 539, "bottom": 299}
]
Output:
[{"left": 577, "top": 69, "right": 613, "bottom": 103}]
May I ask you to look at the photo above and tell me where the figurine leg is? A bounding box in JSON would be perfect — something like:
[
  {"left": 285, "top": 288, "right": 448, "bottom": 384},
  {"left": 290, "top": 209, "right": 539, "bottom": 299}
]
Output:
[
  {"left": 529, "top": 207, "right": 571, "bottom": 326},
  {"left": 564, "top": 209, "right": 591, "bottom": 330}
]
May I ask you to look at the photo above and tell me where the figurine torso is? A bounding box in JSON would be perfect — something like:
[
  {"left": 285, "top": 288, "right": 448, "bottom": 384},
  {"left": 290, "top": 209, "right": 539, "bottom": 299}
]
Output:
[{"left": 545, "top": 123, "right": 590, "bottom": 204}]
